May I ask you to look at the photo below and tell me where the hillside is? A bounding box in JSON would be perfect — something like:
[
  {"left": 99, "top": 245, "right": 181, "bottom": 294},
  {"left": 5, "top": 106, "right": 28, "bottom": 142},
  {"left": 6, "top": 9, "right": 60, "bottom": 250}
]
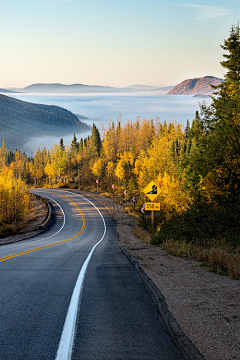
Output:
[
  {"left": 167, "top": 76, "right": 223, "bottom": 95},
  {"left": 0, "top": 94, "right": 89, "bottom": 152},
  {"left": 0, "top": 88, "right": 15, "bottom": 94}
]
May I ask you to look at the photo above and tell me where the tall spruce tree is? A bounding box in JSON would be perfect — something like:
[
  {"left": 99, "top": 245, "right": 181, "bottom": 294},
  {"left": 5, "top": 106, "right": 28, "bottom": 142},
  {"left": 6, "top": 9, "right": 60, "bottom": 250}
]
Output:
[
  {"left": 200, "top": 23, "right": 240, "bottom": 195},
  {"left": 70, "top": 133, "right": 78, "bottom": 156},
  {"left": 91, "top": 123, "right": 101, "bottom": 155}
]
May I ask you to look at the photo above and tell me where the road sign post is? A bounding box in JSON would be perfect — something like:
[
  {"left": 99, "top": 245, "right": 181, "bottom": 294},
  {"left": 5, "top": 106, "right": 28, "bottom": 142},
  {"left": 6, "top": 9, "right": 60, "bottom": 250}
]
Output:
[
  {"left": 143, "top": 181, "right": 161, "bottom": 241},
  {"left": 123, "top": 189, "right": 127, "bottom": 203},
  {"left": 132, "top": 196, "right": 136, "bottom": 212},
  {"left": 111, "top": 184, "right": 115, "bottom": 198},
  {"left": 96, "top": 179, "right": 99, "bottom": 193},
  {"left": 151, "top": 210, "right": 154, "bottom": 239}
]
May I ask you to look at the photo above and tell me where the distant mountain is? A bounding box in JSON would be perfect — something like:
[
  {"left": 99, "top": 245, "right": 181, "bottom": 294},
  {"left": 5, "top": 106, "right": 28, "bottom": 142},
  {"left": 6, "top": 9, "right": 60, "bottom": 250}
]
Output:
[
  {"left": 0, "top": 94, "right": 90, "bottom": 153},
  {"left": 167, "top": 76, "right": 223, "bottom": 95},
  {"left": 18, "top": 83, "right": 174, "bottom": 94},
  {"left": 22, "top": 83, "right": 145, "bottom": 93},
  {"left": 0, "top": 88, "right": 15, "bottom": 94},
  {"left": 22, "top": 83, "right": 119, "bottom": 93}
]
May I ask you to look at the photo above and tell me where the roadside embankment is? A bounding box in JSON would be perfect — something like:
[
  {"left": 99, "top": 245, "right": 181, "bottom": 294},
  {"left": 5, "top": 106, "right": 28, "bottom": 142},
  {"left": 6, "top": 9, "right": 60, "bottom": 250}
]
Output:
[
  {"left": 0, "top": 194, "right": 51, "bottom": 245},
  {"left": 117, "top": 224, "right": 240, "bottom": 360}
]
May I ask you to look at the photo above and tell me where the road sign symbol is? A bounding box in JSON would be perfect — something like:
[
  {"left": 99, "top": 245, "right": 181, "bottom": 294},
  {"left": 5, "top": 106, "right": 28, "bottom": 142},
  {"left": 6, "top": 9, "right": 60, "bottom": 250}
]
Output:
[
  {"left": 143, "top": 181, "right": 160, "bottom": 201},
  {"left": 145, "top": 202, "right": 160, "bottom": 211},
  {"left": 111, "top": 184, "right": 115, "bottom": 189},
  {"left": 140, "top": 203, "right": 145, "bottom": 214},
  {"left": 123, "top": 190, "right": 127, "bottom": 195},
  {"left": 96, "top": 179, "right": 99, "bottom": 184},
  {"left": 132, "top": 196, "right": 136, "bottom": 202}
]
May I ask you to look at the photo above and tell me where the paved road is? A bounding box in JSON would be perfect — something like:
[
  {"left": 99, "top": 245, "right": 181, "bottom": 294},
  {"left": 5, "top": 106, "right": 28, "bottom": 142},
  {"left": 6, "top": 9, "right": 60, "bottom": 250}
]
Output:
[{"left": 0, "top": 189, "right": 184, "bottom": 360}]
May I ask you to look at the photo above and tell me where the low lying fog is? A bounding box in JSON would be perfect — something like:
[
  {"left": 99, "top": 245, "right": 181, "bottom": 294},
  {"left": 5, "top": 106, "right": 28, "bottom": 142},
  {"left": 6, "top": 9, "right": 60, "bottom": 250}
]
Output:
[{"left": 23, "top": 130, "right": 92, "bottom": 157}]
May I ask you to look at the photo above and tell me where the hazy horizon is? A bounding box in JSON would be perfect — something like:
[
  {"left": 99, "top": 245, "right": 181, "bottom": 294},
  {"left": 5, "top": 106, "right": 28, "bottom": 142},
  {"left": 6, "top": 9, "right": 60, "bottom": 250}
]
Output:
[{"left": 1, "top": 1, "right": 239, "bottom": 89}]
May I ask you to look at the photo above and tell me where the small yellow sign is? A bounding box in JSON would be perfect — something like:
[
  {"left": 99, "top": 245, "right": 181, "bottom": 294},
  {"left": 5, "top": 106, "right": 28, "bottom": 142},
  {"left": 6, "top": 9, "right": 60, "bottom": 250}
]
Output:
[
  {"left": 143, "top": 181, "right": 160, "bottom": 201},
  {"left": 145, "top": 202, "right": 160, "bottom": 211}
]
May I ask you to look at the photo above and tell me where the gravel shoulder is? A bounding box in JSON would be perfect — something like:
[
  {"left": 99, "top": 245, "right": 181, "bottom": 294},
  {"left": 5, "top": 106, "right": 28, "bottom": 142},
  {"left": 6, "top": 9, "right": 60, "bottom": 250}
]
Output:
[{"left": 117, "top": 224, "right": 240, "bottom": 360}]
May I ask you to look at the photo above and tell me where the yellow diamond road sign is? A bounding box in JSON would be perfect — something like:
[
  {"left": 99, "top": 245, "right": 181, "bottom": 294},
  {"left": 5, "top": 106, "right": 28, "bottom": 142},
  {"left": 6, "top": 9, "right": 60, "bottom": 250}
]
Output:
[{"left": 143, "top": 181, "right": 160, "bottom": 201}]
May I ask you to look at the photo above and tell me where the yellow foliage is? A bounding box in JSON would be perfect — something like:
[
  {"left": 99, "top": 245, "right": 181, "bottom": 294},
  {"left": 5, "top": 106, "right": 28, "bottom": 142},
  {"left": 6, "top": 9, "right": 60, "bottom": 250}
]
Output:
[
  {"left": 0, "top": 167, "right": 30, "bottom": 223},
  {"left": 91, "top": 158, "right": 105, "bottom": 178},
  {"left": 156, "top": 173, "right": 192, "bottom": 219}
]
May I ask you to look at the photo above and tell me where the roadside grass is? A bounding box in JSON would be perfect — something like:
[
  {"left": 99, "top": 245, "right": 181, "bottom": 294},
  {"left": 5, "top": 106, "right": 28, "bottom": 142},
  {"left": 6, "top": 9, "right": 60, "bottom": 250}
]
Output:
[
  {"left": 133, "top": 224, "right": 151, "bottom": 243},
  {"left": 160, "top": 239, "right": 240, "bottom": 280}
]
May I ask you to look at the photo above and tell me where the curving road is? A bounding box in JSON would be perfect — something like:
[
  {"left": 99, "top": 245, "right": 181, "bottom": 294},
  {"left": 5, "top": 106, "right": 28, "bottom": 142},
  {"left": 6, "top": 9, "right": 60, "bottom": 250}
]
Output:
[{"left": 0, "top": 189, "right": 184, "bottom": 360}]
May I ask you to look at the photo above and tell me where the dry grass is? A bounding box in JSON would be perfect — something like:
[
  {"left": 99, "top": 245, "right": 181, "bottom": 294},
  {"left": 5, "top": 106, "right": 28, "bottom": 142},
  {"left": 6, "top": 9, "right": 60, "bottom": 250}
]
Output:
[
  {"left": 161, "top": 239, "right": 240, "bottom": 279},
  {"left": 133, "top": 224, "right": 152, "bottom": 243}
]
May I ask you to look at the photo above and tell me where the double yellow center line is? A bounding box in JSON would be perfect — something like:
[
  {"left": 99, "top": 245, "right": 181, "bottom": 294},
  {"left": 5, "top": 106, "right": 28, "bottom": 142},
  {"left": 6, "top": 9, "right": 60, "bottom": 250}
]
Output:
[{"left": 0, "top": 194, "right": 85, "bottom": 264}]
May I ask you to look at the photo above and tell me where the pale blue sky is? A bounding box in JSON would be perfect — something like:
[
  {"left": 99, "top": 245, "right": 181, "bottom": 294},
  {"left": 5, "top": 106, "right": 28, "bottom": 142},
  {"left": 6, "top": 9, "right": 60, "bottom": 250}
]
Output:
[{"left": 0, "top": 0, "right": 239, "bottom": 88}]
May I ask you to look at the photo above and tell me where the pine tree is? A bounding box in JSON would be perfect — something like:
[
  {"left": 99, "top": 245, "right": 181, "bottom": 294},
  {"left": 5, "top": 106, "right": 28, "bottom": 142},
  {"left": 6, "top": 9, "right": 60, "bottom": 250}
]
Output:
[
  {"left": 200, "top": 23, "right": 240, "bottom": 195},
  {"left": 70, "top": 133, "right": 78, "bottom": 156},
  {"left": 91, "top": 123, "right": 101, "bottom": 155},
  {"left": 59, "top": 138, "right": 65, "bottom": 151}
]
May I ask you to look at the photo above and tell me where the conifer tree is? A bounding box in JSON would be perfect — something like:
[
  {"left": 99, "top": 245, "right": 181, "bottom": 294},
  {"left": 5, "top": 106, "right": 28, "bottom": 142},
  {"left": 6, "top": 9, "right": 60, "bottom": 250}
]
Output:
[
  {"left": 70, "top": 133, "right": 78, "bottom": 156},
  {"left": 91, "top": 123, "right": 101, "bottom": 155},
  {"left": 59, "top": 138, "right": 65, "bottom": 151},
  {"left": 200, "top": 23, "right": 240, "bottom": 195}
]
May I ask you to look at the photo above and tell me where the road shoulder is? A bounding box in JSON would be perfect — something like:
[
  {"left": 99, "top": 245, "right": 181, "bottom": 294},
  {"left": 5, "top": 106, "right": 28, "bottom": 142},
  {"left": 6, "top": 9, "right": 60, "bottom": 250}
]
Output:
[{"left": 117, "top": 223, "right": 240, "bottom": 360}]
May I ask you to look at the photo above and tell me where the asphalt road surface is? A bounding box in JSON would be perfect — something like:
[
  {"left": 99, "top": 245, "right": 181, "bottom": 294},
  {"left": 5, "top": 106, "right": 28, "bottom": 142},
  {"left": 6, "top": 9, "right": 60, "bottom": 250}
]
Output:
[{"left": 0, "top": 189, "right": 184, "bottom": 360}]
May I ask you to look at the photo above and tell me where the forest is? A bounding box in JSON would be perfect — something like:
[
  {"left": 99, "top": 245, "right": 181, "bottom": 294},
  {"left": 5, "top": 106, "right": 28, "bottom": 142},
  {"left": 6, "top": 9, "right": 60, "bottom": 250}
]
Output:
[{"left": 0, "top": 24, "right": 240, "bottom": 278}]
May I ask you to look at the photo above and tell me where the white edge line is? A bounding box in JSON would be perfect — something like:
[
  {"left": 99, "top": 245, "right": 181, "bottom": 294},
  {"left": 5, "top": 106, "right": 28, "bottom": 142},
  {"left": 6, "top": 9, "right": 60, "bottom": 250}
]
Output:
[
  {"left": 27, "top": 194, "right": 66, "bottom": 244},
  {"left": 3, "top": 194, "right": 66, "bottom": 250},
  {"left": 55, "top": 191, "right": 107, "bottom": 360}
]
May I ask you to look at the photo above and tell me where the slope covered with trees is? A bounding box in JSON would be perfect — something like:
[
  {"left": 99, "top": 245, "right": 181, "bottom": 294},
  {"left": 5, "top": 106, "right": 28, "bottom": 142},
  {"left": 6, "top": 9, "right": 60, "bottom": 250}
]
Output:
[{"left": 0, "top": 94, "right": 89, "bottom": 152}]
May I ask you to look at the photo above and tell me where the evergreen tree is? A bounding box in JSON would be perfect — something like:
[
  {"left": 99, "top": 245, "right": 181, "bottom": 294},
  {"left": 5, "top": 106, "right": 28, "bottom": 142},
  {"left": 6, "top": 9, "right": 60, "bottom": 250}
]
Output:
[
  {"left": 79, "top": 138, "right": 83, "bottom": 152},
  {"left": 70, "top": 133, "right": 78, "bottom": 156},
  {"left": 91, "top": 123, "right": 101, "bottom": 155},
  {"left": 185, "top": 119, "right": 190, "bottom": 138},
  {"left": 200, "top": 23, "right": 240, "bottom": 195},
  {"left": 59, "top": 138, "right": 65, "bottom": 151}
]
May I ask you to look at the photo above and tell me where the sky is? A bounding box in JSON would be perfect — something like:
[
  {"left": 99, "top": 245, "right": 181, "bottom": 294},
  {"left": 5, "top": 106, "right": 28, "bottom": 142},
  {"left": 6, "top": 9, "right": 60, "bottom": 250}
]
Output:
[{"left": 0, "top": 0, "right": 239, "bottom": 88}]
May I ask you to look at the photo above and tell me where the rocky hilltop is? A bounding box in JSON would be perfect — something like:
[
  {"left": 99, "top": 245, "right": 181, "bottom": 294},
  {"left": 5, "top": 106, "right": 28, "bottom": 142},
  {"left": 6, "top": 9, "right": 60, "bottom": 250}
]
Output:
[
  {"left": 167, "top": 76, "right": 223, "bottom": 95},
  {"left": 0, "top": 94, "right": 89, "bottom": 152}
]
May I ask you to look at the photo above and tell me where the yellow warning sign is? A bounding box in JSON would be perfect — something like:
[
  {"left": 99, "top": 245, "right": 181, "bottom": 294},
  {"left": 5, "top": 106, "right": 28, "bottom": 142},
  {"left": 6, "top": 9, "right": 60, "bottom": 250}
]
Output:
[
  {"left": 145, "top": 202, "right": 160, "bottom": 211},
  {"left": 143, "top": 181, "right": 160, "bottom": 201}
]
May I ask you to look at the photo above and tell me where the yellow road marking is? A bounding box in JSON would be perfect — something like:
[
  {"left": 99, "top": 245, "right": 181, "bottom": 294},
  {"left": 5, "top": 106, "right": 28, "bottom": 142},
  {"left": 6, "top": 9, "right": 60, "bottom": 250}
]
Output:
[{"left": 0, "top": 193, "right": 85, "bottom": 264}]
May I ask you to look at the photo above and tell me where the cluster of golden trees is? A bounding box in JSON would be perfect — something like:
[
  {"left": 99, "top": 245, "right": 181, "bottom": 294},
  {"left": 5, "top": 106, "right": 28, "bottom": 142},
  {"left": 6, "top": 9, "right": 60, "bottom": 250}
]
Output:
[{"left": 0, "top": 142, "right": 30, "bottom": 225}]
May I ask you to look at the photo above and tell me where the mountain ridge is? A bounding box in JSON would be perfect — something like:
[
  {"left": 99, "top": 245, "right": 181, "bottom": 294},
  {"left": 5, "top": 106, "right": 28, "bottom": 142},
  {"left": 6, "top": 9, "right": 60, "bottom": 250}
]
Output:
[
  {"left": 0, "top": 94, "right": 89, "bottom": 153},
  {"left": 167, "top": 76, "right": 223, "bottom": 95},
  {"left": 9, "top": 83, "right": 173, "bottom": 94}
]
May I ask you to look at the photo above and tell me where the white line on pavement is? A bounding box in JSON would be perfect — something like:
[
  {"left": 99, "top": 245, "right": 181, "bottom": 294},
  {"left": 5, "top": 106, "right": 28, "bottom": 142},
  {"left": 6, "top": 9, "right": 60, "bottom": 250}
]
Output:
[{"left": 55, "top": 191, "right": 106, "bottom": 360}]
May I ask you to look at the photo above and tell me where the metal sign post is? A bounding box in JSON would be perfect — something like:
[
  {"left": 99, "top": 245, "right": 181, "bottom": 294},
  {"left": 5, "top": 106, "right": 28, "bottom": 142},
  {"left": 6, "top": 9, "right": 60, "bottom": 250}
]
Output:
[
  {"left": 123, "top": 189, "right": 127, "bottom": 203},
  {"left": 111, "top": 184, "right": 115, "bottom": 198},
  {"left": 132, "top": 196, "right": 136, "bottom": 212},
  {"left": 96, "top": 179, "right": 99, "bottom": 193}
]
